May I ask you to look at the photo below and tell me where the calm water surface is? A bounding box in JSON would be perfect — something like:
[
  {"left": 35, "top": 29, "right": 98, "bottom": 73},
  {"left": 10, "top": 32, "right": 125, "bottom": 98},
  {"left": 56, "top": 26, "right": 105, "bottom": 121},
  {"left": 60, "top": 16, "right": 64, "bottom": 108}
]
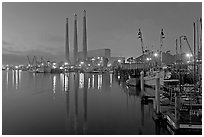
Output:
[{"left": 2, "top": 70, "right": 170, "bottom": 135}]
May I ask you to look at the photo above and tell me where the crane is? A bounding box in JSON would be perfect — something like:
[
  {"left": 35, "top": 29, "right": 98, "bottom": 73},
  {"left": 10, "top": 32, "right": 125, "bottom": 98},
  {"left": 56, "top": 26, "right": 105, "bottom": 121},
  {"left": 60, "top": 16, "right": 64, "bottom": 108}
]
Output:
[
  {"left": 180, "top": 35, "right": 194, "bottom": 56},
  {"left": 27, "top": 56, "right": 31, "bottom": 66}
]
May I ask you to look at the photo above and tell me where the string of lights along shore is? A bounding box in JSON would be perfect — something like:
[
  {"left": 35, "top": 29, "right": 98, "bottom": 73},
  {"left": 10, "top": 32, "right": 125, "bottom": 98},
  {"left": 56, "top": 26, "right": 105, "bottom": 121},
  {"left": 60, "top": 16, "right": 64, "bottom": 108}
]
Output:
[{"left": 65, "top": 10, "right": 88, "bottom": 65}]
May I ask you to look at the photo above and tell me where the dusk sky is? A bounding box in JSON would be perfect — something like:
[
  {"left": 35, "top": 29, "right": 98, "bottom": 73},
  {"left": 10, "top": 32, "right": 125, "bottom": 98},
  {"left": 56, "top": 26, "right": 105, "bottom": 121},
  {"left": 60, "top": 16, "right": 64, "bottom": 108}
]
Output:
[{"left": 2, "top": 2, "right": 202, "bottom": 64}]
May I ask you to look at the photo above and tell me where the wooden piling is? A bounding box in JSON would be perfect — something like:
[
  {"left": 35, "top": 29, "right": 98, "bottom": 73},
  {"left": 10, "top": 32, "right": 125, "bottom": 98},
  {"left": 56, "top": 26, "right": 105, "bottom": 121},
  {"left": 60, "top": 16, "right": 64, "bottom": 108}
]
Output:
[
  {"left": 140, "top": 71, "right": 144, "bottom": 96},
  {"left": 174, "top": 92, "right": 180, "bottom": 129},
  {"left": 155, "top": 72, "right": 160, "bottom": 114}
]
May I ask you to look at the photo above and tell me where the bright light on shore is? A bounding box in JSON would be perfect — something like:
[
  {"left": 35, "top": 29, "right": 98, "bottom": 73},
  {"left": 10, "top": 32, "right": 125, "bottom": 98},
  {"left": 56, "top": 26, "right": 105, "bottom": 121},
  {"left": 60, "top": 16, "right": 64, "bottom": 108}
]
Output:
[
  {"left": 64, "top": 62, "right": 68, "bottom": 65},
  {"left": 80, "top": 61, "right": 84, "bottom": 65},
  {"left": 186, "top": 53, "right": 193, "bottom": 57},
  {"left": 154, "top": 53, "right": 158, "bottom": 57}
]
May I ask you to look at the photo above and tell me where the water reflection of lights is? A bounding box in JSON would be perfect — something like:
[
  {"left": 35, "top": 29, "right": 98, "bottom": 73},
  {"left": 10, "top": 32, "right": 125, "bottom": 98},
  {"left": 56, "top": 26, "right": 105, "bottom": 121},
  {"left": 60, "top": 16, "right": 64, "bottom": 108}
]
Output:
[
  {"left": 6, "top": 71, "right": 9, "bottom": 90},
  {"left": 79, "top": 73, "right": 84, "bottom": 88},
  {"left": 92, "top": 75, "right": 94, "bottom": 89},
  {"left": 15, "top": 70, "right": 20, "bottom": 90},
  {"left": 53, "top": 75, "right": 56, "bottom": 94},
  {"left": 12, "top": 70, "right": 14, "bottom": 86},
  {"left": 88, "top": 78, "right": 90, "bottom": 89},
  {"left": 19, "top": 70, "right": 21, "bottom": 84},
  {"left": 60, "top": 73, "right": 64, "bottom": 90},
  {"left": 110, "top": 74, "right": 112, "bottom": 87},
  {"left": 64, "top": 74, "right": 69, "bottom": 92},
  {"left": 98, "top": 74, "right": 102, "bottom": 90}
]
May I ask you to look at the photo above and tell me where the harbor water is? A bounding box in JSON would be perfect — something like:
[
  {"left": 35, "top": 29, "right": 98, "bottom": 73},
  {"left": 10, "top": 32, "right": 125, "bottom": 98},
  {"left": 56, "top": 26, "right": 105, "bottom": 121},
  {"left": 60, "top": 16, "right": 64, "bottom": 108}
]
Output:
[{"left": 2, "top": 70, "right": 170, "bottom": 135}]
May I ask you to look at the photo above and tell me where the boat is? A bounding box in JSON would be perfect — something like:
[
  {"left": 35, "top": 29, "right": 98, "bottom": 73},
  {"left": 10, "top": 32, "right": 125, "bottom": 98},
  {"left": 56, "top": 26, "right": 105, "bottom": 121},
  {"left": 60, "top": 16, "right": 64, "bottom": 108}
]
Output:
[
  {"left": 126, "top": 77, "right": 140, "bottom": 86},
  {"left": 36, "top": 67, "right": 44, "bottom": 73}
]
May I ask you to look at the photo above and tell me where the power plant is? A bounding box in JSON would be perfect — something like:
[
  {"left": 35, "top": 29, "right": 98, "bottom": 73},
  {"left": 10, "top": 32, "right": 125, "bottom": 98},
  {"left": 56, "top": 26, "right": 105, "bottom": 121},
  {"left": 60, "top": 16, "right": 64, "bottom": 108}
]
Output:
[{"left": 65, "top": 10, "right": 88, "bottom": 65}]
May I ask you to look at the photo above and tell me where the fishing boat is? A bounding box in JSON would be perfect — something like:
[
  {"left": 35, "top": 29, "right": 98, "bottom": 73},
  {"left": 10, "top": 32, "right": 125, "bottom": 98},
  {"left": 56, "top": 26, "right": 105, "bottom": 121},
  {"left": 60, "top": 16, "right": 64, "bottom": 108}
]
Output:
[{"left": 126, "top": 77, "right": 140, "bottom": 87}]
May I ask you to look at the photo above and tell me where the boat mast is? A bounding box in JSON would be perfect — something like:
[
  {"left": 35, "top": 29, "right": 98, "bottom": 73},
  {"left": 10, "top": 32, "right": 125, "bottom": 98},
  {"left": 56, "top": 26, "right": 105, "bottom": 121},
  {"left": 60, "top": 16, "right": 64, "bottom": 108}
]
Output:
[
  {"left": 200, "top": 18, "right": 202, "bottom": 55},
  {"left": 138, "top": 28, "right": 145, "bottom": 69},
  {"left": 197, "top": 20, "right": 199, "bottom": 78},
  {"left": 193, "top": 22, "right": 196, "bottom": 85},
  {"left": 160, "top": 28, "right": 165, "bottom": 67},
  {"left": 175, "top": 39, "right": 178, "bottom": 64}
]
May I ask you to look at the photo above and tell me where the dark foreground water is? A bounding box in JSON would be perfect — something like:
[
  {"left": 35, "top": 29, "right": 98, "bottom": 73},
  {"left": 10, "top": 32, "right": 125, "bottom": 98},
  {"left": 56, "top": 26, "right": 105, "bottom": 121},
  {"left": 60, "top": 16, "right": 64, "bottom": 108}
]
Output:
[{"left": 2, "top": 70, "right": 170, "bottom": 135}]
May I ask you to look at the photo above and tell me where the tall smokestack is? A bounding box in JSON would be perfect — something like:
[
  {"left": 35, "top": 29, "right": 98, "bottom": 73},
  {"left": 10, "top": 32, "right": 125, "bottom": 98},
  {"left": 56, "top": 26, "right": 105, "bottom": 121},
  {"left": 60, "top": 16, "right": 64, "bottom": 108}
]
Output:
[
  {"left": 83, "top": 10, "right": 87, "bottom": 60},
  {"left": 74, "top": 14, "right": 78, "bottom": 64},
  {"left": 65, "top": 18, "right": 70, "bottom": 62}
]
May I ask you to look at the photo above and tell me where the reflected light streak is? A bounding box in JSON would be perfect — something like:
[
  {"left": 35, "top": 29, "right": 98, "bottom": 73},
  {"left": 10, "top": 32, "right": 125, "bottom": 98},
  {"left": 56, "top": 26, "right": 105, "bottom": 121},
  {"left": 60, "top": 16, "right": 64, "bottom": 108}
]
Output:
[
  {"left": 98, "top": 74, "right": 102, "bottom": 90},
  {"left": 12, "top": 70, "right": 14, "bottom": 87},
  {"left": 92, "top": 75, "right": 94, "bottom": 89},
  {"left": 19, "top": 70, "right": 21, "bottom": 85},
  {"left": 110, "top": 73, "right": 112, "bottom": 87},
  {"left": 53, "top": 75, "right": 56, "bottom": 94},
  {"left": 6, "top": 71, "right": 9, "bottom": 90},
  {"left": 15, "top": 70, "right": 19, "bottom": 90},
  {"left": 88, "top": 78, "right": 90, "bottom": 89},
  {"left": 64, "top": 75, "right": 69, "bottom": 92},
  {"left": 60, "top": 73, "right": 64, "bottom": 90},
  {"left": 6, "top": 71, "right": 9, "bottom": 86},
  {"left": 79, "top": 73, "right": 84, "bottom": 88}
]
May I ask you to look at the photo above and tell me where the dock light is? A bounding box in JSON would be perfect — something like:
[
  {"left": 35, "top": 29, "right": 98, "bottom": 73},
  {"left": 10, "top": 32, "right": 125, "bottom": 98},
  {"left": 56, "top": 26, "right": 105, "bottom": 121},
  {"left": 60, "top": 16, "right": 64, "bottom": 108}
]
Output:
[
  {"left": 91, "top": 58, "right": 95, "bottom": 61},
  {"left": 53, "top": 62, "right": 57, "bottom": 65},
  {"left": 70, "top": 66, "right": 74, "bottom": 69},
  {"left": 41, "top": 63, "right": 44, "bottom": 66},
  {"left": 97, "top": 63, "right": 100, "bottom": 66},
  {"left": 107, "top": 64, "right": 111, "bottom": 67},
  {"left": 186, "top": 53, "right": 192, "bottom": 57},
  {"left": 64, "top": 62, "right": 68, "bottom": 65},
  {"left": 118, "top": 59, "right": 122, "bottom": 63},
  {"left": 80, "top": 61, "right": 84, "bottom": 65},
  {"left": 186, "top": 53, "right": 192, "bottom": 62},
  {"left": 154, "top": 53, "right": 158, "bottom": 57},
  {"left": 60, "top": 66, "right": 63, "bottom": 69},
  {"left": 88, "top": 64, "right": 91, "bottom": 66}
]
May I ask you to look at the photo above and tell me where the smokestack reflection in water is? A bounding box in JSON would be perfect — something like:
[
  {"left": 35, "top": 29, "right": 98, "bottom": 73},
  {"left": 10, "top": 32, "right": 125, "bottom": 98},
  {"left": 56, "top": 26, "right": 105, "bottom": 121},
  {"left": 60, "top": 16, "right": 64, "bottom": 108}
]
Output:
[
  {"left": 64, "top": 73, "right": 70, "bottom": 133},
  {"left": 74, "top": 73, "right": 79, "bottom": 133},
  {"left": 83, "top": 73, "right": 88, "bottom": 134}
]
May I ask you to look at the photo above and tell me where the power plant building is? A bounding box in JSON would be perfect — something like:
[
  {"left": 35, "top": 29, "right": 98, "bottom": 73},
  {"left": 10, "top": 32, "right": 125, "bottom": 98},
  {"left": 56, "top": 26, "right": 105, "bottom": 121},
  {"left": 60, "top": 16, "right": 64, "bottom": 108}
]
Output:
[{"left": 78, "top": 49, "right": 111, "bottom": 60}]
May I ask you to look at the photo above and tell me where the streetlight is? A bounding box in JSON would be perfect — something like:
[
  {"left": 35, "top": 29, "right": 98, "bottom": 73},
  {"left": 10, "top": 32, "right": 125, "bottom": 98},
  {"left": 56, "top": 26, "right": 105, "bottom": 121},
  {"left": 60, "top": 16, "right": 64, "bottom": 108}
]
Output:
[
  {"left": 64, "top": 62, "right": 68, "bottom": 65},
  {"left": 154, "top": 53, "right": 158, "bottom": 57},
  {"left": 80, "top": 61, "right": 84, "bottom": 65},
  {"left": 186, "top": 53, "right": 192, "bottom": 63},
  {"left": 146, "top": 58, "right": 151, "bottom": 61}
]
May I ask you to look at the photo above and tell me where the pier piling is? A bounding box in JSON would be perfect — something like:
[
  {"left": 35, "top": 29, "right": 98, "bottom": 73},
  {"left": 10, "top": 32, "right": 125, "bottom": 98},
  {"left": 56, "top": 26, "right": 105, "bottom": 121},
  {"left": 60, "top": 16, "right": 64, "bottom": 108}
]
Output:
[
  {"left": 140, "top": 71, "right": 144, "bottom": 96},
  {"left": 155, "top": 72, "right": 161, "bottom": 114}
]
